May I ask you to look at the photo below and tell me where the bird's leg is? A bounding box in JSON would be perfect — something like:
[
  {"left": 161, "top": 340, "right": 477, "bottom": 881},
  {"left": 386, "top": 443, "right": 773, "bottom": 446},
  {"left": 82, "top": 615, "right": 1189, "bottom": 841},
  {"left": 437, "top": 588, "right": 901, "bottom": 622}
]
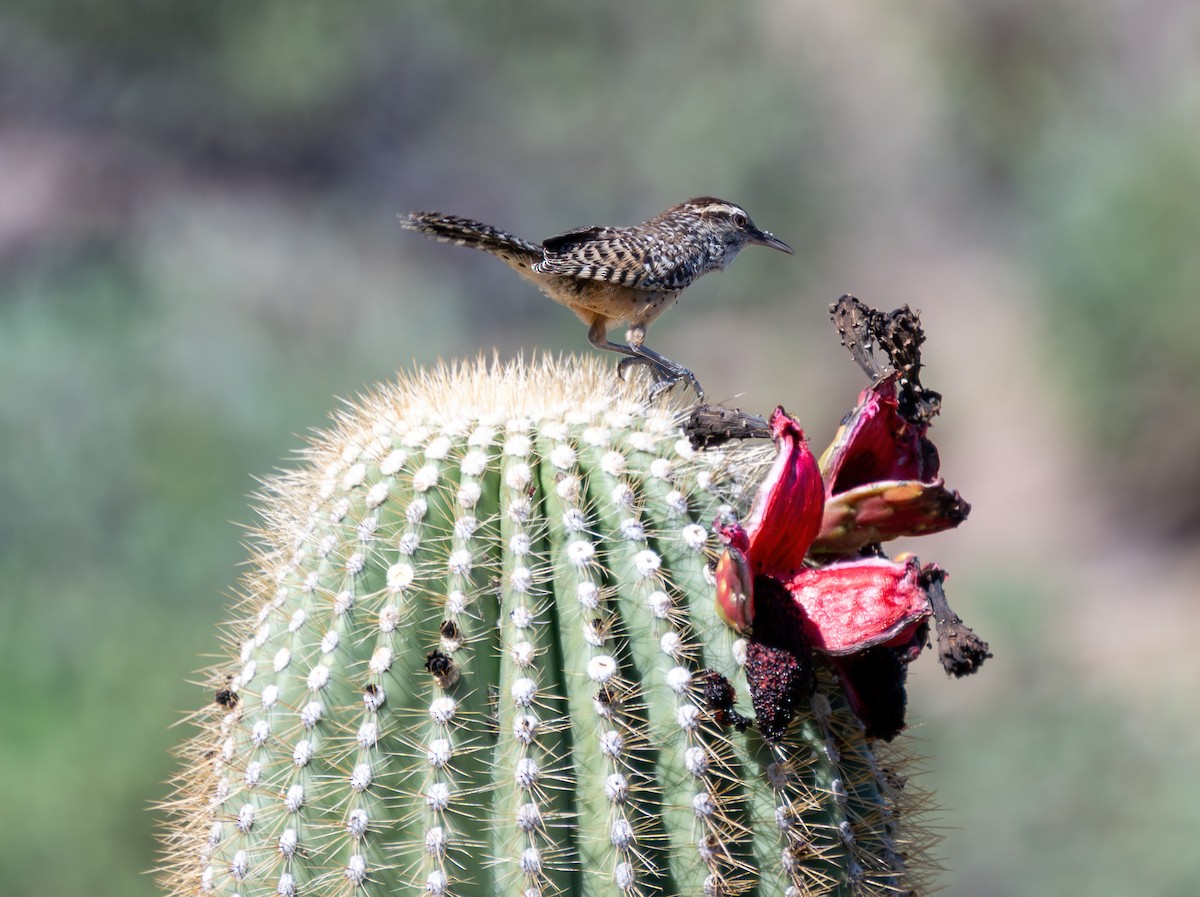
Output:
[
  {"left": 585, "top": 320, "right": 705, "bottom": 401},
  {"left": 621, "top": 343, "right": 706, "bottom": 402}
]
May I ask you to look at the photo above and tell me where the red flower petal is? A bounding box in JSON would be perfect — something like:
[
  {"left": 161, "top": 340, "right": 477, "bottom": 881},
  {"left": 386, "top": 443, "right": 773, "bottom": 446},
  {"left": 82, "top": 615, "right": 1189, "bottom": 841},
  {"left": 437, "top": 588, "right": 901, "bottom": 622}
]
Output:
[
  {"left": 819, "top": 376, "right": 939, "bottom": 496},
  {"left": 785, "top": 556, "right": 931, "bottom": 655},
  {"left": 739, "top": 407, "right": 825, "bottom": 578}
]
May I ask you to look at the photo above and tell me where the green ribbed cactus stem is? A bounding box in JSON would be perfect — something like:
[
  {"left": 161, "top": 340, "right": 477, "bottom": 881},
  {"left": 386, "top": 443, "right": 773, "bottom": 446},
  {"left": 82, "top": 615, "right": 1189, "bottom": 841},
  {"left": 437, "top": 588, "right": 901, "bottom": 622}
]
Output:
[{"left": 160, "top": 355, "right": 934, "bottom": 897}]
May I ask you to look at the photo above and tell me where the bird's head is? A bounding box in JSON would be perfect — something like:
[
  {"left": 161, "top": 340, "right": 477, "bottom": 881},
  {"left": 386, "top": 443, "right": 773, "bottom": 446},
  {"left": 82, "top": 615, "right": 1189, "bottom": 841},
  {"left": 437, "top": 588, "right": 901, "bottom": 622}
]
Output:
[{"left": 680, "top": 197, "right": 794, "bottom": 266}]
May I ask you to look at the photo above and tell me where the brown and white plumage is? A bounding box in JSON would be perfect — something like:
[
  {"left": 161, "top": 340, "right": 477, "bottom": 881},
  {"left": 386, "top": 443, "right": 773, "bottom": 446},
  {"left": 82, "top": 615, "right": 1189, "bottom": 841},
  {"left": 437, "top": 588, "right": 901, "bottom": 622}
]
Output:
[{"left": 399, "top": 197, "right": 793, "bottom": 400}]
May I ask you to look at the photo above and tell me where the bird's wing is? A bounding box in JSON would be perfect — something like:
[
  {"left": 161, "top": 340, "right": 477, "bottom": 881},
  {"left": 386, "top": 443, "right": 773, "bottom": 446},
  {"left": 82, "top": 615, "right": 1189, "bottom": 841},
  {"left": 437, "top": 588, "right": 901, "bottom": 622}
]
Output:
[{"left": 534, "top": 226, "right": 687, "bottom": 290}]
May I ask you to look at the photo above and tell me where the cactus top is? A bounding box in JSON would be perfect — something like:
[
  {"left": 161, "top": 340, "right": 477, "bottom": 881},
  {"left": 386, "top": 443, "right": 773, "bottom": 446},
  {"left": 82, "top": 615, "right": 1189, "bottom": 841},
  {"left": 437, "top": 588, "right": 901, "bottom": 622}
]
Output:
[{"left": 160, "top": 354, "right": 934, "bottom": 897}]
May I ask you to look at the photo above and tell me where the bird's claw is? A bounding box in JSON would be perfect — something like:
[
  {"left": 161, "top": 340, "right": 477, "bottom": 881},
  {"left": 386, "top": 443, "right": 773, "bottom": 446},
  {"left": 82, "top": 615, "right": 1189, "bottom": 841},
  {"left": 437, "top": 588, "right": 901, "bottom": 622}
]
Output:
[{"left": 617, "top": 355, "right": 705, "bottom": 402}]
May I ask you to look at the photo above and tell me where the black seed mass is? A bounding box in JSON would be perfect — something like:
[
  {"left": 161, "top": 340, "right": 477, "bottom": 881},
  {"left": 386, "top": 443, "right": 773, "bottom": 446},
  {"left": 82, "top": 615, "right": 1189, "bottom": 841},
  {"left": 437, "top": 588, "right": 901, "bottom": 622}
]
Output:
[{"left": 743, "top": 575, "right": 815, "bottom": 742}]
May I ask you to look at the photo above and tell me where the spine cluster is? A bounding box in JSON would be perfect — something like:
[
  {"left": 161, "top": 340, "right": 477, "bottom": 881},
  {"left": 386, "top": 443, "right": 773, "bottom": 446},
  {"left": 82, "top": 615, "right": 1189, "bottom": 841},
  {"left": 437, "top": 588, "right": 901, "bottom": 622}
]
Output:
[{"left": 161, "top": 357, "right": 931, "bottom": 897}]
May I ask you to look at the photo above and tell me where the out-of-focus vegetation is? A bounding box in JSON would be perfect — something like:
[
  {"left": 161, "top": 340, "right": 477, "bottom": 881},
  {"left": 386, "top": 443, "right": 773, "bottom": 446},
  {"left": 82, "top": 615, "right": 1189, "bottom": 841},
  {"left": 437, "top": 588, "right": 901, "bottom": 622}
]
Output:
[{"left": 1, "top": 3, "right": 1197, "bottom": 896}]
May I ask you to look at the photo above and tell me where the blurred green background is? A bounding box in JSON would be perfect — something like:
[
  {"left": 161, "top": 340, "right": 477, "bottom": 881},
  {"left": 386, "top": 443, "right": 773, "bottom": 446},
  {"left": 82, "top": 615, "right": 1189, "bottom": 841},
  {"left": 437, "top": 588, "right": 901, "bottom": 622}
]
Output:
[{"left": 2, "top": 2, "right": 1198, "bottom": 895}]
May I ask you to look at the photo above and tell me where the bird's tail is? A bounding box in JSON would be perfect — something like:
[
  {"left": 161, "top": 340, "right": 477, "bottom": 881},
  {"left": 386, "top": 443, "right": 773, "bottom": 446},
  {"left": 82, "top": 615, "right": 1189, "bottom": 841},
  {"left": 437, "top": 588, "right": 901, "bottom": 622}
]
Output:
[{"left": 399, "top": 212, "right": 542, "bottom": 268}]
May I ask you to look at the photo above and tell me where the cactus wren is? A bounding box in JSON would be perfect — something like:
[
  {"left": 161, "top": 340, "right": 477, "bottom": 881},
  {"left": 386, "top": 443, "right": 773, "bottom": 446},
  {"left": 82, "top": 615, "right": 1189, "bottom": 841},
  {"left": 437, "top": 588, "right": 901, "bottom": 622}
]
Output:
[{"left": 398, "top": 197, "right": 793, "bottom": 400}]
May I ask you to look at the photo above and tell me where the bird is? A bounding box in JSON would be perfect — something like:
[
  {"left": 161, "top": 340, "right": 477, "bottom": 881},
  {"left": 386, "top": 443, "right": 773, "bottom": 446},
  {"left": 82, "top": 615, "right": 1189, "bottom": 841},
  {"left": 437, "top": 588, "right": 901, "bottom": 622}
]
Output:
[{"left": 398, "top": 197, "right": 794, "bottom": 400}]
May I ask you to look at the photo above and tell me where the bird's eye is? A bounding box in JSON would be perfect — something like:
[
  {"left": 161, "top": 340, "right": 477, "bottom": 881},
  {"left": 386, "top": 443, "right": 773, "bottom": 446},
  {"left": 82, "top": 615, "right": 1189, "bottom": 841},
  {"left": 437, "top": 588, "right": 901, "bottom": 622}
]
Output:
[{"left": 732, "top": 212, "right": 748, "bottom": 228}]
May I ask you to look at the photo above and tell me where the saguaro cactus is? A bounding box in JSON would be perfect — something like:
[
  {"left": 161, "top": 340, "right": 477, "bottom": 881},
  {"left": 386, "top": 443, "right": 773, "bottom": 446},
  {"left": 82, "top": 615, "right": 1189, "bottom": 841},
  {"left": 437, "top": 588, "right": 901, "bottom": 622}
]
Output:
[{"left": 161, "top": 307, "right": 984, "bottom": 897}]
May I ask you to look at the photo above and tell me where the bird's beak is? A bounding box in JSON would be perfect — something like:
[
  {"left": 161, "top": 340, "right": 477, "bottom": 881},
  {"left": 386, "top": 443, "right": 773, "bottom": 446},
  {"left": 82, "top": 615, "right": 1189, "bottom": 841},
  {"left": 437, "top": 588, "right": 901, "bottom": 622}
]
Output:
[{"left": 748, "top": 227, "right": 794, "bottom": 255}]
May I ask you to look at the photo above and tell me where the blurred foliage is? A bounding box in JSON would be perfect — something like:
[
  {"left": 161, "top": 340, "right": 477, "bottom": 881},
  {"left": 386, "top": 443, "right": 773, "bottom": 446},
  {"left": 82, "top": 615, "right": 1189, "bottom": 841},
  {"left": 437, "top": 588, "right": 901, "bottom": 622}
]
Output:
[
  {"left": 1, "top": 2, "right": 1198, "bottom": 896},
  {"left": 925, "top": 572, "right": 1200, "bottom": 897},
  {"left": 933, "top": 0, "right": 1200, "bottom": 536},
  {"left": 1025, "top": 123, "right": 1200, "bottom": 536}
]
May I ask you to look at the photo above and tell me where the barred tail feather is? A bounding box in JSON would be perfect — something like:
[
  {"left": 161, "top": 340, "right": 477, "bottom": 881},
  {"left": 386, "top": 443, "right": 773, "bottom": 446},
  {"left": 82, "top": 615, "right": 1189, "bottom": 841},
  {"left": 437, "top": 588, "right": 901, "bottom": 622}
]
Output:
[{"left": 399, "top": 211, "right": 543, "bottom": 267}]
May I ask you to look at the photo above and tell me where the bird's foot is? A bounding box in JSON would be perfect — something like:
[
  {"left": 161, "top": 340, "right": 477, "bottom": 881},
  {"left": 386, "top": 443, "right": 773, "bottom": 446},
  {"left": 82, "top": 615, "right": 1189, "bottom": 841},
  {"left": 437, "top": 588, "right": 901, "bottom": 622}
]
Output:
[{"left": 617, "top": 354, "right": 705, "bottom": 402}]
